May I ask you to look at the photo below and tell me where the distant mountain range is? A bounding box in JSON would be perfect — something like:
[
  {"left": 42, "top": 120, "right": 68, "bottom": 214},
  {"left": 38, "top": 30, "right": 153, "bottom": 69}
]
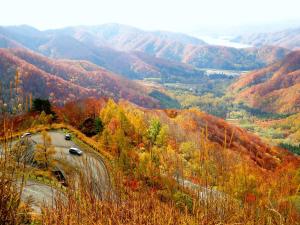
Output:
[
  {"left": 1, "top": 23, "right": 298, "bottom": 113},
  {"left": 231, "top": 51, "right": 300, "bottom": 114},
  {"left": 233, "top": 26, "right": 300, "bottom": 50},
  {"left": 0, "top": 24, "right": 290, "bottom": 74},
  {"left": 0, "top": 48, "right": 160, "bottom": 108}
]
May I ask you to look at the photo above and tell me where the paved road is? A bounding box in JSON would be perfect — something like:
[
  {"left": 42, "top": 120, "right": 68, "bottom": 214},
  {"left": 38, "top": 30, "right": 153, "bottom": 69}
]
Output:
[
  {"left": 2, "top": 130, "right": 111, "bottom": 211},
  {"left": 178, "top": 177, "right": 226, "bottom": 201},
  {"left": 21, "top": 181, "right": 61, "bottom": 213},
  {"left": 31, "top": 131, "right": 111, "bottom": 197}
]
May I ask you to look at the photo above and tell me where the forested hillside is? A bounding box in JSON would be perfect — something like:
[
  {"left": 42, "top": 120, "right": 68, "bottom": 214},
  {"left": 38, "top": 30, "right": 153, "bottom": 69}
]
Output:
[
  {"left": 0, "top": 48, "right": 160, "bottom": 108},
  {"left": 2, "top": 96, "right": 299, "bottom": 224},
  {"left": 231, "top": 51, "right": 300, "bottom": 114}
]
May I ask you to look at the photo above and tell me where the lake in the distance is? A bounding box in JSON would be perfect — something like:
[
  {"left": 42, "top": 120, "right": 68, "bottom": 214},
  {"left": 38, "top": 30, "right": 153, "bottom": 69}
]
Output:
[{"left": 197, "top": 36, "right": 252, "bottom": 48}]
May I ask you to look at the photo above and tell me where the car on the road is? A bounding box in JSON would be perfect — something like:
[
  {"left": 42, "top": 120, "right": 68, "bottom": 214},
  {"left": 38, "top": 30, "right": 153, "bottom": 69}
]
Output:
[
  {"left": 69, "top": 147, "right": 83, "bottom": 156},
  {"left": 21, "top": 132, "right": 31, "bottom": 139},
  {"left": 65, "top": 134, "right": 71, "bottom": 140}
]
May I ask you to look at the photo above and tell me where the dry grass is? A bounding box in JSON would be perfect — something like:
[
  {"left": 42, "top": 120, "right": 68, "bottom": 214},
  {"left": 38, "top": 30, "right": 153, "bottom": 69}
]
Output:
[
  {"left": 37, "top": 175, "right": 300, "bottom": 225},
  {"left": 40, "top": 188, "right": 198, "bottom": 225},
  {"left": 0, "top": 129, "right": 32, "bottom": 224}
]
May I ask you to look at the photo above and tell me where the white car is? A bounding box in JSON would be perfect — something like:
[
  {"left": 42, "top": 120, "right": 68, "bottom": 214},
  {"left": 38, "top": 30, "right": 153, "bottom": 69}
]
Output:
[
  {"left": 21, "top": 132, "right": 31, "bottom": 139},
  {"left": 69, "top": 147, "right": 83, "bottom": 156}
]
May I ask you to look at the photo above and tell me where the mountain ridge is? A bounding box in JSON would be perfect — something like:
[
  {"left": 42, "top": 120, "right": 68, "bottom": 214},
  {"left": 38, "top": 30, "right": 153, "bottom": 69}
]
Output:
[
  {"left": 0, "top": 48, "right": 161, "bottom": 108},
  {"left": 0, "top": 24, "right": 290, "bottom": 73},
  {"left": 233, "top": 26, "right": 300, "bottom": 50}
]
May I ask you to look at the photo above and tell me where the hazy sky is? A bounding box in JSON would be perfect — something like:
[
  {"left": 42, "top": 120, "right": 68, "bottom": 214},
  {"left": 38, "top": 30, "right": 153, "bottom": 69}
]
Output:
[{"left": 1, "top": 0, "right": 300, "bottom": 32}]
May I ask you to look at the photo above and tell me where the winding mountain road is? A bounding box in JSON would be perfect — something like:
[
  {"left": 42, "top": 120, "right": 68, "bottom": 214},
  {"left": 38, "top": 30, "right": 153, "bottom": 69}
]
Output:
[
  {"left": 3, "top": 130, "right": 111, "bottom": 211},
  {"left": 31, "top": 131, "right": 111, "bottom": 197}
]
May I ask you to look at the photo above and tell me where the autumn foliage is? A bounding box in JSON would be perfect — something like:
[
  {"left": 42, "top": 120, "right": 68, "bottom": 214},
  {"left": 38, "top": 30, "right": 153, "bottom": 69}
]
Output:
[
  {"left": 0, "top": 48, "right": 160, "bottom": 108},
  {"left": 231, "top": 51, "right": 300, "bottom": 114},
  {"left": 1, "top": 97, "right": 300, "bottom": 224}
]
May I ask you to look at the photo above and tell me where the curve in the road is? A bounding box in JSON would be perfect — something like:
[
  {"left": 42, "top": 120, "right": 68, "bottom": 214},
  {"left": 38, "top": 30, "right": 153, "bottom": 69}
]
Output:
[{"left": 17, "top": 130, "right": 112, "bottom": 211}]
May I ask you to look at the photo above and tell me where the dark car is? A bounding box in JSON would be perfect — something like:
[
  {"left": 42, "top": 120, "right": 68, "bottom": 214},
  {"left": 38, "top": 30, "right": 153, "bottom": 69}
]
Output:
[
  {"left": 65, "top": 134, "right": 71, "bottom": 140},
  {"left": 69, "top": 147, "right": 83, "bottom": 156}
]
